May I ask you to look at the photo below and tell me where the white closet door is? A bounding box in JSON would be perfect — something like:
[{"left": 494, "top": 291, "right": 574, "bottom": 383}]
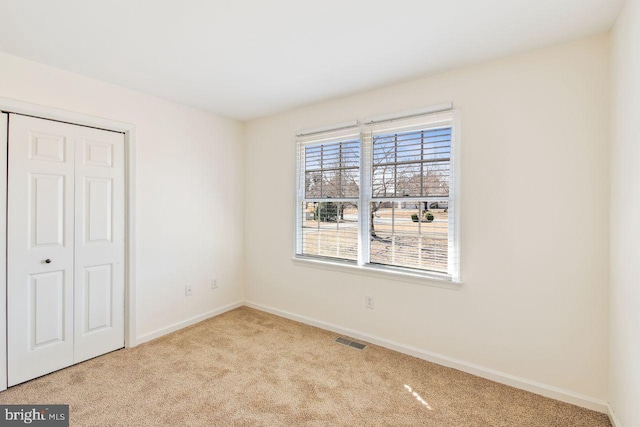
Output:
[
  {"left": 7, "top": 114, "right": 125, "bottom": 386},
  {"left": 73, "top": 125, "right": 125, "bottom": 363},
  {"left": 7, "top": 115, "right": 76, "bottom": 386}
]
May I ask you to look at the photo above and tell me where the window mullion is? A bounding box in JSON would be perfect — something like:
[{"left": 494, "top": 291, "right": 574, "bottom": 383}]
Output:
[
  {"left": 420, "top": 130, "right": 424, "bottom": 196},
  {"left": 393, "top": 133, "right": 398, "bottom": 197},
  {"left": 359, "top": 130, "right": 372, "bottom": 266},
  {"left": 338, "top": 142, "right": 343, "bottom": 198},
  {"left": 320, "top": 144, "right": 324, "bottom": 198}
]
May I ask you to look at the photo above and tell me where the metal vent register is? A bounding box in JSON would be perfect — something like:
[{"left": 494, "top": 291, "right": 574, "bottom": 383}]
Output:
[{"left": 334, "top": 337, "right": 367, "bottom": 350}]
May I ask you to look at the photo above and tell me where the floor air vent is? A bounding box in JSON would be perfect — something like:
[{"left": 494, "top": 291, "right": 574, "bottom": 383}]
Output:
[{"left": 334, "top": 337, "right": 366, "bottom": 350}]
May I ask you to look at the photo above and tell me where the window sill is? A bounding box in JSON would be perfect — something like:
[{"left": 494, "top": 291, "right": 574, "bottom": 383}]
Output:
[{"left": 292, "top": 256, "right": 462, "bottom": 289}]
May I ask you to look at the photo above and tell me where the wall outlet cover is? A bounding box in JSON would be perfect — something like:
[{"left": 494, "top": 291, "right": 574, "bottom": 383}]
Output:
[{"left": 365, "top": 295, "right": 374, "bottom": 309}]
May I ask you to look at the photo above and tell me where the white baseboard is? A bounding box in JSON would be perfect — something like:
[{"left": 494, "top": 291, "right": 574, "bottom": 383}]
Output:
[
  {"left": 244, "top": 300, "right": 608, "bottom": 414},
  {"left": 608, "top": 404, "right": 623, "bottom": 427},
  {"left": 136, "top": 301, "right": 243, "bottom": 345},
  {"left": 131, "top": 299, "right": 610, "bottom": 415}
]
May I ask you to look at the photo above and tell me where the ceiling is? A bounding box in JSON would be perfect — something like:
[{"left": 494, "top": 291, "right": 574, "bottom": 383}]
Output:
[{"left": 0, "top": 0, "right": 624, "bottom": 121}]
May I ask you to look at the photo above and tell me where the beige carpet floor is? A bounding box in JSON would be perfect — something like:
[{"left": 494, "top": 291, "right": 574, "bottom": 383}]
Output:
[{"left": 0, "top": 307, "right": 610, "bottom": 426}]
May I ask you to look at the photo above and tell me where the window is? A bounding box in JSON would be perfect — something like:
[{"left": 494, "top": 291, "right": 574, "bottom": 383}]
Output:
[
  {"left": 297, "top": 129, "right": 360, "bottom": 262},
  {"left": 295, "top": 109, "right": 460, "bottom": 282}
]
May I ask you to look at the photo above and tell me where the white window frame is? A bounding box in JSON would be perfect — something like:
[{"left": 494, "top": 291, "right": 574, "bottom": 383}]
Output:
[{"left": 294, "top": 107, "right": 461, "bottom": 286}]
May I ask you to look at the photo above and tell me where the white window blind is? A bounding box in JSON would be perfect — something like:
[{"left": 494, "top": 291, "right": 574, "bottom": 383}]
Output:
[
  {"left": 296, "top": 128, "right": 360, "bottom": 262},
  {"left": 295, "top": 108, "right": 460, "bottom": 282},
  {"left": 366, "top": 115, "right": 453, "bottom": 275}
]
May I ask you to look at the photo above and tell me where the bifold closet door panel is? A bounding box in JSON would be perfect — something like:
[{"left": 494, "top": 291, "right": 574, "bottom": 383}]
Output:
[
  {"left": 7, "top": 115, "right": 75, "bottom": 386},
  {"left": 73, "top": 126, "right": 125, "bottom": 363}
]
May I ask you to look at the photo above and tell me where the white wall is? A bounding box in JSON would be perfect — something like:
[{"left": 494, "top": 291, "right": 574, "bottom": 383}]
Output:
[
  {"left": 0, "top": 52, "right": 245, "bottom": 342},
  {"left": 610, "top": 0, "right": 640, "bottom": 425},
  {"left": 244, "top": 35, "right": 610, "bottom": 405}
]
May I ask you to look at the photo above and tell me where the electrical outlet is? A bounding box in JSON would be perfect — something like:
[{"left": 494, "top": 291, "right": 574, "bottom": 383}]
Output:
[
  {"left": 185, "top": 285, "right": 193, "bottom": 296},
  {"left": 365, "top": 295, "right": 374, "bottom": 309},
  {"left": 211, "top": 278, "right": 218, "bottom": 289}
]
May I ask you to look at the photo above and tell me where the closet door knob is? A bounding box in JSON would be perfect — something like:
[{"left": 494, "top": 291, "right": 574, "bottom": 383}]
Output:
[{"left": 44, "top": 259, "right": 52, "bottom": 264}]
